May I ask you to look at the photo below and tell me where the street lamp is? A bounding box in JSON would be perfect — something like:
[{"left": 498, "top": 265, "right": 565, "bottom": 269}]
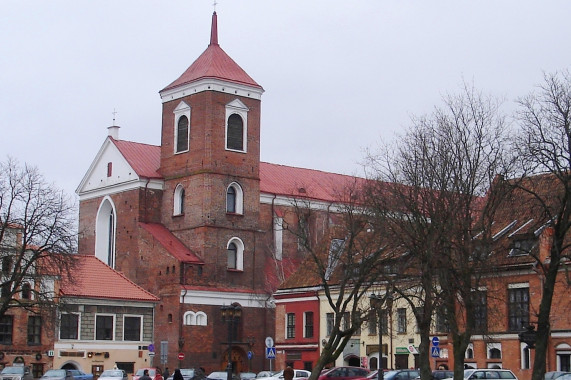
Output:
[
  {"left": 221, "top": 303, "right": 242, "bottom": 380},
  {"left": 370, "top": 292, "right": 394, "bottom": 380}
]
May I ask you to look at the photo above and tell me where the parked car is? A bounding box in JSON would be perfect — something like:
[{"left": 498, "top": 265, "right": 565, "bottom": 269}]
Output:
[
  {"left": 318, "top": 367, "right": 370, "bottom": 380},
  {"left": 383, "top": 370, "right": 420, "bottom": 380},
  {"left": 207, "top": 372, "right": 239, "bottom": 380},
  {"left": 431, "top": 372, "right": 454, "bottom": 380},
  {"left": 40, "top": 370, "right": 74, "bottom": 380},
  {"left": 99, "top": 370, "right": 128, "bottom": 380},
  {"left": 265, "top": 370, "right": 311, "bottom": 380},
  {"left": 167, "top": 370, "right": 195, "bottom": 380},
  {"left": 442, "top": 369, "right": 518, "bottom": 380},
  {"left": 240, "top": 373, "right": 257, "bottom": 380},
  {"left": 67, "top": 370, "right": 93, "bottom": 380},
  {"left": 134, "top": 369, "right": 163, "bottom": 380},
  {"left": 545, "top": 373, "right": 571, "bottom": 380},
  {"left": 0, "top": 366, "right": 34, "bottom": 380},
  {"left": 256, "top": 373, "right": 278, "bottom": 379}
]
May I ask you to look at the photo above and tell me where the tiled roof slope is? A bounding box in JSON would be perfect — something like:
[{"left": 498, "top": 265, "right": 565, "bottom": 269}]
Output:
[
  {"left": 139, "top": 223, "right": 204, "bottom": 264},
  {"left": 112, "top": 139, "right": 161, "bottom": 179},
  {"left": 259, "top": 162, "right": 367, "bottom": 203},
  {"left": 162, "top": 12, "right": 261, "bottom": 92},
  {"left": 60, "top": 255, "right": 159, "bottom": 302},
  {"left": 110, "top": 138, "right": 366, "bottom": 204}
]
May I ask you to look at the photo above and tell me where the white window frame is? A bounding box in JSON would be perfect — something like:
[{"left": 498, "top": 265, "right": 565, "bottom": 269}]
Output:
[
  {"left": 59, "top": 312, "right": 81, "bottom": 340},
  {"left": 465, "top": 343, "right": 474, "bottom": 359},
  {"left": 174, "top": 184, "right": 185, "bottom": 215},
  {"left": 227, "top": 237, "right": 244, "bottom": 271},
  {"left": 94, "top": 313, "right": 116, "bottom": 341},
  {"left": 225, "top": 99, "right": 249, "bottom": 153},
  {"left": 95, "top": 196, "right": 117, "bottom": 268},
  {"left": 274, "top": 216, "right": 283, "bottom": 260},
  {"left": 226, "top": 182, "right": 244, "bottom": 215},
  {"left": 123, "top": 314, "right": 143, "bottom": 341},
  {"left": 183, "top": 311, "right": 208, "bottom": 326},
  {"left": 174, "top": 101, "right": 191, "bottom": 154},
  {"left": 486, "top": 342, "right": 502, "bottom": 359},
  {"left": 520, "top": 342, "right": 531, "bottom": 369}
]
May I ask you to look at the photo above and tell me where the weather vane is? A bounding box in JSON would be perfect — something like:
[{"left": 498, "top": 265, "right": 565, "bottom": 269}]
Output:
[{"left": 213, "top": 1, "right": 217, "bottom": 12}]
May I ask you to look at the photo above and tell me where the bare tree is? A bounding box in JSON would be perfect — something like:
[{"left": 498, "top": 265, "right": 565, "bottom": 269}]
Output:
[
  {"left": 365, "top": 83, "right": 512, "bottom": 380},
  {"left": 281, "top": 182, "right": 398, "bottom": 380},
  {"left": 0, "top": 157, "right": 78, "bottom": 318},
  {"left": 515, "top": 70, "right": 571, "bottom": 380}
]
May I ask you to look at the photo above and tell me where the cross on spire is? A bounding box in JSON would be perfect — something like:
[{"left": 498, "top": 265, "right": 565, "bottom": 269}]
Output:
[{"left": 112, "top": 108, "right": 118, "bottom": 125}]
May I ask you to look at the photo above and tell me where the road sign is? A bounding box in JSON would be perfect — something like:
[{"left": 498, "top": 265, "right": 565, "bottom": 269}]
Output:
[
  {"left": 431, "top": 347, "right": 441, "bottom": 358},
  {"left": 432, "top": 337, "right": 440, "bottom": 346},
  {"left": 247, "top": 351, "right": 253, "bottom": 360},
  {"left": 266, "top": 347, "right": 276, "bottom": 359},
  {"left": 148, "top": 344, "right": 155, "bottom": 352},
  {"left": 265, "top": 337, "right": 274, "bottom": 348},
  {"left": 148, "top": 352, "right": 155, "bottom": 357},
  {"left": 178, "top": 352, "right": 185, "bottom": 360}
]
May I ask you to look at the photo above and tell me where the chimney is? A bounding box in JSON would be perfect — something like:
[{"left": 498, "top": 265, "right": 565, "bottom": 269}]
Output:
[{"left": 108, "top": 125, "right": 120, "bottom": 140}]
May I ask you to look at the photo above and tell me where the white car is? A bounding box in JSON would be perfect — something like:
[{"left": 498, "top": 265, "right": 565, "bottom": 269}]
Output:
[
  {"left": 443, "top": 369, "right": 518, "bottom": 380},
  {"left": 265, "top": 370, "right": 311, "bottom": 380}
]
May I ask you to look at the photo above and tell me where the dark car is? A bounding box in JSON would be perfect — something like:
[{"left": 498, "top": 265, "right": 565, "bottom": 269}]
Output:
[
  {"left": 318, "top": 367, "right": 370, "bottom": 380},
  {"left": 167, "top": 370, "right": 195, "bottom": 380},
  {"left": 432, "top": 372, "right": 454, "bottom": 380}
]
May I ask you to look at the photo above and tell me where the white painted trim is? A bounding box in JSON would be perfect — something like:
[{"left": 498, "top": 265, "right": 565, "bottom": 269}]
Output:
[
  {"left": 174, "top": 101, "right": 191, "bottom": 154},
  {"left": 508, "top": 282, "right": 529, "bottom": 289},
  {"left": 275, "top": 344, "right": 319, "bottom": 349},
  {"left": 179, "top": 289, "right": 271, "bottom": 308},
  {"left": 123, "top": 314, "right": 144, "bottom": 342},
  {"left": 78, "top": 179, "right": 164, "bottom": 201},
  {"left": 160, "top": 78, "right": 264, "bottom": 103},
  {"left": 54, "top": 342, "right": 148, "bottom": 350},
  {"left": 94, "top": 313, "right": 116, "bottom": 341},
  {"left": 275, "top": 296, "right": 320, "bottom": 304},
  {"left": 227, "top": 237, "right": 244, "bottom": 271}
]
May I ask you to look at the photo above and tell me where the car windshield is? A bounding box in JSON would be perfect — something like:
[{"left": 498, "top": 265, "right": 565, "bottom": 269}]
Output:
[
  {"left": 101, "top": 371, "right": 124, "bottom": 377},
  {"left": 43, "top": 370, "right": 66, "bottom": 377},
  {"left": 181, "top": 370, "right": 195, "bottom": 377},
  {"left": 1, "top": 368, "right": 24, "bottom": 375},
  {"left": 208, "top": 373, "right": 227, "bottom": 379}
]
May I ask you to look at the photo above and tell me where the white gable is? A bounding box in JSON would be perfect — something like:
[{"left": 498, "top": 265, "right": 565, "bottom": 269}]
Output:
[{"left": 76, "top": 138, "right": 144, "bottom": 200}]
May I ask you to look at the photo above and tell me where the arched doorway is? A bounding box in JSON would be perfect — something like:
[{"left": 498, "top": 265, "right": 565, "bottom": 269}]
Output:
[
  {"left": 62, "top": 362, "right": 80, "bottom": 370},
  {"left": 344, "top": 354, "right": 360, "bottom": 367},
  {"left": 222, "top": 346, "right": 247, "bottom": 374}
]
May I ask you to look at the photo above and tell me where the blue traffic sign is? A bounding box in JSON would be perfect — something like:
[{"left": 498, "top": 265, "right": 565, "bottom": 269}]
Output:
[
  {"left": 148, "top": 344, "right": 155, "bottom": 352},
  {"left": 431, "top": 337, "right": 440, "bottom": 346},
  {"left": 266, "top": 347, "right": 276, "bottom": 359},
  {"left": 247, "top": 351, "right": 253, "bottom": 360},
  {"left": 431, "top": 346, "right": 441, "bottom": 358}
]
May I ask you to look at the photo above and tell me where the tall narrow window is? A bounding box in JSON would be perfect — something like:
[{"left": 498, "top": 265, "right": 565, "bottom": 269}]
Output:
[
  {"left": 472, "top": 291, "right": 488, "bottom": 332},
  {"left": 326, "top": 313, "right": 334, "bottom": 336},
  {"left": 380, "top": 310, "right": 388, "bottom": 335},
  {"left": 21, "top": 282, "right": 32, "bottom": 300},
  {"left": 508, "top": 286, "right": 529, "bottom": 331},
  {"left": 227, "top": 243, "right": 237, "bottom": 269},
  {"left": 160, "top": 341, "right": 169, "bottom": 365},
  {"left": 226, "top": 114, "right": 244, "bottom": 151},
  {"left": 174, "top": 184, "right": 185, "bottom": 215},
  {"left": 96, "top": 197, "right": 116, "bottom": 268},
  {"left": 0, "top": 315, "right": 13, "bottom": 344},
  {"left": 176, "top": 115, "right": 189, "bottom": 153},
  {"left": 286, "top": 313, "right": 295, "bottom": 339},
  {"left": 304, "top": 312, "right": 314, "bottom": 338},
  {"left": 226, "top": 183, "right": 243, "bottom": 214},
  {"left": 107, "top": 162, "right": 112, "bottom": 177},
  {"left": 27, "top": 316, "right": 41, "bottom": 345},
  {"left": 274, "top": 216, "right": 283, "bottom": 260},
  {"left": 397, "top": 308, "right": 407, "bottom": 333},
  {"left": 368, "top": 310, "right": 377, "bottom": 335}
]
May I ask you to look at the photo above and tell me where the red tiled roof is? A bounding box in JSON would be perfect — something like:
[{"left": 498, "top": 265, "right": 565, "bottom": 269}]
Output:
[
  {"left": 139, "top": 223, "right": 203, "bottom": 264},
  {"left": 259, "top": 162, "right": 368, "bottom": 202},
  {"left": 112, "top": 139, "right": 161, "bottom": 179},
  {"left": 162, "top": 12, "right": 261, "bottom": 92},
  {"left": 60, "top": 255, "right": 159, "bottom": 302}
]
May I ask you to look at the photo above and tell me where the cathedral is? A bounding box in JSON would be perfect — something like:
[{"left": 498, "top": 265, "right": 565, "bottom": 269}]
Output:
[{"left": 76, "top": 11, "right": 353, "bottom": 373}]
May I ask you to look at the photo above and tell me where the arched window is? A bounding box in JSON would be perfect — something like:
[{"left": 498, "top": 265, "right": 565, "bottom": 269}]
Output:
[
  {"left": 176, "top": 115, "right": 189, "bottom": 153},
  {"left": 21, "top": 283, "right": 32, "bottom": 300},
  {"left": 95, "top": 197, "right": 116, "bottom": 268},
  {"left": 173, "top": 101, "right": 191, "bottom": 154},
  {"left": 226, "top": 238, "right": 244, "bottom": 271},
  {"left": 174, "top": 184, "right": 185, "bottom": 215},
  {"left": 226, "top": 182, "right": 243, "bottom": 214},
  {"left": 226, "top": 114, "right": 244, "bottom": 151},
  {"left": 183, "top": 311, "right": 208, "bottom": 326}
]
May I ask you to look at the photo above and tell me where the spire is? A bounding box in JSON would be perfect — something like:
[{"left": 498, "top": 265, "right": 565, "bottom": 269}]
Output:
[{"left": 209, "top": 11, "right": 218, "bottom": 46}]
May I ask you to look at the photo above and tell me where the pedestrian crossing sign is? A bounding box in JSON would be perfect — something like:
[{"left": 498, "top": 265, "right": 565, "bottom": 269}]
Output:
[{"left": 266, "top": 347, "right": 276, "bottom": 359}]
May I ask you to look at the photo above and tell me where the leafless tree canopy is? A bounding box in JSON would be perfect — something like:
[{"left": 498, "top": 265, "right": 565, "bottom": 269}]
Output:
[{"left": 0, "top": 157, "right": 78, "bottom": 318}]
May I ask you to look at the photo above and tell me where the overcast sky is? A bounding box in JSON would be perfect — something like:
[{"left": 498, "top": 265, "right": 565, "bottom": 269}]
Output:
[{"left": 2, "top": 1, "right": 571, "bottom": 202}]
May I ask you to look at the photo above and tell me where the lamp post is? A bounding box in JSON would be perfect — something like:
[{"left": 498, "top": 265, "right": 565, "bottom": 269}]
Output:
[
  {"left": 221, "top": 303, "right": 242, "bottom": 380},
  {"left": 370, "top": 292, "right": 393, "bottom": 380}
]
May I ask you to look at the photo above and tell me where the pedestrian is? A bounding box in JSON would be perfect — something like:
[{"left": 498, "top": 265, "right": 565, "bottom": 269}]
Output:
[
  {"left": 283, "top": 367, "right": 294, "bottom": 380},
  {"left": 140, "top": 370, "right": 152, "bottom": 380},
  {"left": 164, "top": 368, "right": 170, "bottom": 379},
  {"left": 173, "top": 369, "right": 183, "bottom": 380},
  {"left": 191, "top": 368, "right": 206, "bottom": 380}
]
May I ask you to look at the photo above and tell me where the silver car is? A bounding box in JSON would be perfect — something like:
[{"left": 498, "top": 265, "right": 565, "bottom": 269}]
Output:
[
  {"left": 99, "top": 370, "right": 127, "bottom": 380},
  {"left": 1, "top": 366, "right": 34, "bottom": 380}
]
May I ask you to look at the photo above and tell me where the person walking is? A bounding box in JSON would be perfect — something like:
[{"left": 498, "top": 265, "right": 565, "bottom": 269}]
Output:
[
  {"left": 173, "top": 369, "right": 184, "bottom": 380},
  {"left": 283, "top": 367, "right": 294, "bottom": 380},
  {"left": 140, "top": 370, "right": 152, "bottom": 380}
]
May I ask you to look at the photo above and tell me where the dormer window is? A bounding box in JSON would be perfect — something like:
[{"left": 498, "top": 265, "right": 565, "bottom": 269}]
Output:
[
  {"left": 173, "top": 101, "right": 191, "bottom": 154},
  {"left": 509, "top": 237, "right": 536, "bottom": 256},
  {"left": 225, "top": 99, "right": 248, "bottom": 152}
]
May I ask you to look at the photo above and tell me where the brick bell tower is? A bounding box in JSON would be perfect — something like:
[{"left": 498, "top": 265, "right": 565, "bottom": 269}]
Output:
[{"left": 158, "top": 11, "right": 265, "bottom": 287}]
